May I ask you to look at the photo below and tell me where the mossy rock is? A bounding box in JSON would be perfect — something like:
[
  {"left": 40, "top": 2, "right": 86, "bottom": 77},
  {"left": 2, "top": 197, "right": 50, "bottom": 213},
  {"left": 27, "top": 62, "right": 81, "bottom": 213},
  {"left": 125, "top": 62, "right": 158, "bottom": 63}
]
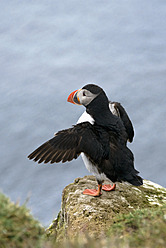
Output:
[{"left": 47, "top": 176, "right": 166, "bottom": 241}]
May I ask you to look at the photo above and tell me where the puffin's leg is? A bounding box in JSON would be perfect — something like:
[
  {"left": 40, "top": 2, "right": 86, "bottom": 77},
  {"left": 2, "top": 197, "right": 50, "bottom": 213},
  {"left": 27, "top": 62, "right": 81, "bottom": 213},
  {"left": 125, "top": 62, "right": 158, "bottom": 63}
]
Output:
[
  {"left": 83, "top": 184, "right": 102, "bottom": 197},
  {"left": 102, "top": 183, "right": 116, "bottom": 191}
]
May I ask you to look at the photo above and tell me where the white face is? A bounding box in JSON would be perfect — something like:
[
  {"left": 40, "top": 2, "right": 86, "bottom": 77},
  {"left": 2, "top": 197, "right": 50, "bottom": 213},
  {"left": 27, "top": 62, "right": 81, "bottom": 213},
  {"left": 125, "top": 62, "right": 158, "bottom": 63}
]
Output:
[{"left": 76, "top": 89, "right": 98, "bottom": 106}]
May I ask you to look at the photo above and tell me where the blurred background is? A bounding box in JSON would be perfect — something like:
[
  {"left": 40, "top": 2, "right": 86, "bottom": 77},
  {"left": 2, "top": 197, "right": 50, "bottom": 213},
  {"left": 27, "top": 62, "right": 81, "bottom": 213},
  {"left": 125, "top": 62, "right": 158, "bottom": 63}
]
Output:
[{"left": 0, "top": 0, "right": 166, "bottom": 226}]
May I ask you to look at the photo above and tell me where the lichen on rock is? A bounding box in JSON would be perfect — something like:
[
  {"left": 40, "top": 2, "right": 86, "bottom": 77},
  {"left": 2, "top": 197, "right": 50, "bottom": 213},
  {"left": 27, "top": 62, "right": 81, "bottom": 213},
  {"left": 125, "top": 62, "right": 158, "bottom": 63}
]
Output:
[{"left": 47, "top": 176, "right": 166, "bottom": 241}]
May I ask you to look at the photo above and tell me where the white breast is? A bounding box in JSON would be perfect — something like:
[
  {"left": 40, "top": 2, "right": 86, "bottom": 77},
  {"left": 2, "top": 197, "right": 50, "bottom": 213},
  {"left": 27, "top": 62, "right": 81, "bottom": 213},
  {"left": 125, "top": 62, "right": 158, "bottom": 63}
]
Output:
[
  {"left": 77, "top": 111, "right": 94, "bottom": 124},
  {"left": 81, "top": 152, "right": 107, "bottom": 182}
]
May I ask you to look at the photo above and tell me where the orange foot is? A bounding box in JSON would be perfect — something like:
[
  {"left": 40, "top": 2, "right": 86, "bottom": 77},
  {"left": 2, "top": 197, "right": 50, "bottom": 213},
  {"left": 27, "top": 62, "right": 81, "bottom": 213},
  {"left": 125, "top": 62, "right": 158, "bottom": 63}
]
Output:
[
  {"left": 83, "top": 184, "right": 102, "bottom": 197},
  {"left": 83, "top": 188, "right": 102, "bottom": 197},
  {"left": 102, "top": 183, "right": 116, "bottom": 191}
]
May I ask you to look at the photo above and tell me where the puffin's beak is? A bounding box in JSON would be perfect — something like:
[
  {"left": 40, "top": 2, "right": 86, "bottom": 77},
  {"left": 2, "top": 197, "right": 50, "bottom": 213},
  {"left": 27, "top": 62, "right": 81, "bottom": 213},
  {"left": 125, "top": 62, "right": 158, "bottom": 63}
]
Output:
[{"left": 67, "top": 89, "right": 81, "bottom": 105}]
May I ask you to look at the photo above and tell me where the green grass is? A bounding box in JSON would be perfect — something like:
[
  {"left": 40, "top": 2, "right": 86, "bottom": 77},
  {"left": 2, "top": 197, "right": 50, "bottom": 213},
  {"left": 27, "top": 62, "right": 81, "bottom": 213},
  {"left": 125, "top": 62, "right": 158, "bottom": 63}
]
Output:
[
  {"left": 108, "top": 205, "right": 166, "bottom": 248},
  {"left": 0, "top": 192, "right": 44, "bottom": 248},
  {"left": 0, "top": 191, "right": 165, "bottom": 248}
]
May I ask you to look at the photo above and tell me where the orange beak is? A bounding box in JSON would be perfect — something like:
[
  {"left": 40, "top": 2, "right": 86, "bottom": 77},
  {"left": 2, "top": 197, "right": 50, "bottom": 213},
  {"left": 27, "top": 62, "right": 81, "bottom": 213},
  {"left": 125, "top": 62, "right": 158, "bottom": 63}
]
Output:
[{"left": 67, "top": 89, "right": 81, "bottom": 105}]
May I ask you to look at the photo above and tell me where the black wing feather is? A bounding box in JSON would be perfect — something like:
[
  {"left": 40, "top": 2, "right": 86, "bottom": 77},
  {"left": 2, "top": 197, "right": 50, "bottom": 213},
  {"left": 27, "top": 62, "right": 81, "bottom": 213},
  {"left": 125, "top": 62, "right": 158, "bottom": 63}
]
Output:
[
  {"left": 28, "top": 122, "right": 104, "bottom": 164},
  {"left": 112, "top": 102, "right": 134, "bottom": 142}
]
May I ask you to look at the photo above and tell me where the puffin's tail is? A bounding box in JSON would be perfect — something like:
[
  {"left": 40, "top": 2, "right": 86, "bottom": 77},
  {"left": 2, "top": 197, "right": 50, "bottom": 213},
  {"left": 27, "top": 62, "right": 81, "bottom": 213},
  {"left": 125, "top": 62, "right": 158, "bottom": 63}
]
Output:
[
  {"left": 118, "top": 147, "right": 143, "bottom": 186},
  {"left": 128, "top": 174, "right": 143, "bottom": 186},
  {"left": 117, "top": 164, "right": 143, "bottom": 186}
]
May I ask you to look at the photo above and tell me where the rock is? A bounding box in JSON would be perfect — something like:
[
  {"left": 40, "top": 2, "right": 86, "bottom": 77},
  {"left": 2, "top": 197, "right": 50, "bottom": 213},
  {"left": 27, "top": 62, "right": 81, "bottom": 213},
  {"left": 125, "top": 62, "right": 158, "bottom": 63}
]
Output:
[{"left": 47, "top": 176, "right": 166, "bottom": 241}]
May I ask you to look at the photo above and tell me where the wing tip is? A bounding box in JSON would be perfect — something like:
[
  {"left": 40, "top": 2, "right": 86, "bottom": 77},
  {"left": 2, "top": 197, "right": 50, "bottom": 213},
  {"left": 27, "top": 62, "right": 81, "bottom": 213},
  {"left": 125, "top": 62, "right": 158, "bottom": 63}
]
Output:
[{"left": 27, "top": 154, "right": 33, "bottom": 160}]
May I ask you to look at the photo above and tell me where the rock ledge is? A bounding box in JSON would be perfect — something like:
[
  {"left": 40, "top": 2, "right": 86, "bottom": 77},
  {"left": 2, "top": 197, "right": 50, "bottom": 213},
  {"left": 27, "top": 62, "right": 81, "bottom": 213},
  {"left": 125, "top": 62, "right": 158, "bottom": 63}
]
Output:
[{"left": 47, "top": 176, "right": 166, "bottom": 240}]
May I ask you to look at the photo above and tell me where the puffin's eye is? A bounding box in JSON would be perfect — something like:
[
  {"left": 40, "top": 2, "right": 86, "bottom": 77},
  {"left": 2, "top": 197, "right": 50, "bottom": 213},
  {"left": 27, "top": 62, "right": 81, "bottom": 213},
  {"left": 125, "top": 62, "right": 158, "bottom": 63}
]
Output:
[{"left": 83, "top": 91, "right": 86, "bottom": 96}]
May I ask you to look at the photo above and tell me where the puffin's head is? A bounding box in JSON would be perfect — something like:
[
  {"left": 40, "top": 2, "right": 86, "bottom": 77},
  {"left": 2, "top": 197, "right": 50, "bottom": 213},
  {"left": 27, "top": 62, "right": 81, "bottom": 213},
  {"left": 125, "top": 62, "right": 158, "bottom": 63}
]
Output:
[{"left": 67, "top": 84, "right": 103, "bottom": 107}]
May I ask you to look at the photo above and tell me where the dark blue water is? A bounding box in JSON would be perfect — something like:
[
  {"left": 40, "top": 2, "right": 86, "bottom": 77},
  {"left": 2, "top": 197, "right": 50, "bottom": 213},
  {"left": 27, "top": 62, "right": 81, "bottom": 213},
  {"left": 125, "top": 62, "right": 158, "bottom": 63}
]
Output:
[{"left": 0, "top": 0, "right": 166, "bottom": 226}]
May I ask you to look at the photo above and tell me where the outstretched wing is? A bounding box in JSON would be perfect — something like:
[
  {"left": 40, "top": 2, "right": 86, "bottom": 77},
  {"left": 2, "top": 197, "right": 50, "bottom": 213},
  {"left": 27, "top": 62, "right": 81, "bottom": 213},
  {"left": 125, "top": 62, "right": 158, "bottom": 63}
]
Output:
[
  {"left": 28, "top": 122, "right": 104, "bottom": 164},
  {"left": 110, "top": 102, "right": 134, "bottom": 142}
]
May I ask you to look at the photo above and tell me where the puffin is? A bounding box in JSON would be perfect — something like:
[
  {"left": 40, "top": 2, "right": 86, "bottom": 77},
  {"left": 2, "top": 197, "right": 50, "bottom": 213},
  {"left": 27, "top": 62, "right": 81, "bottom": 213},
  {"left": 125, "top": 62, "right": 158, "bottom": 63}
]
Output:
[{"left": 28, "top": 84, "right": 143, "bottom": 196}]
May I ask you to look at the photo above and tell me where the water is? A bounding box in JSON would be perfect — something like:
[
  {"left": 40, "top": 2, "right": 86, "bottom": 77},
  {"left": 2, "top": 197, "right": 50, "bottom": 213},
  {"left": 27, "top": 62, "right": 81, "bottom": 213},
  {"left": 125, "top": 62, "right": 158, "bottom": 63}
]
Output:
[{"left": 0, "top": 0, "right": 166, "bottom": 226}]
